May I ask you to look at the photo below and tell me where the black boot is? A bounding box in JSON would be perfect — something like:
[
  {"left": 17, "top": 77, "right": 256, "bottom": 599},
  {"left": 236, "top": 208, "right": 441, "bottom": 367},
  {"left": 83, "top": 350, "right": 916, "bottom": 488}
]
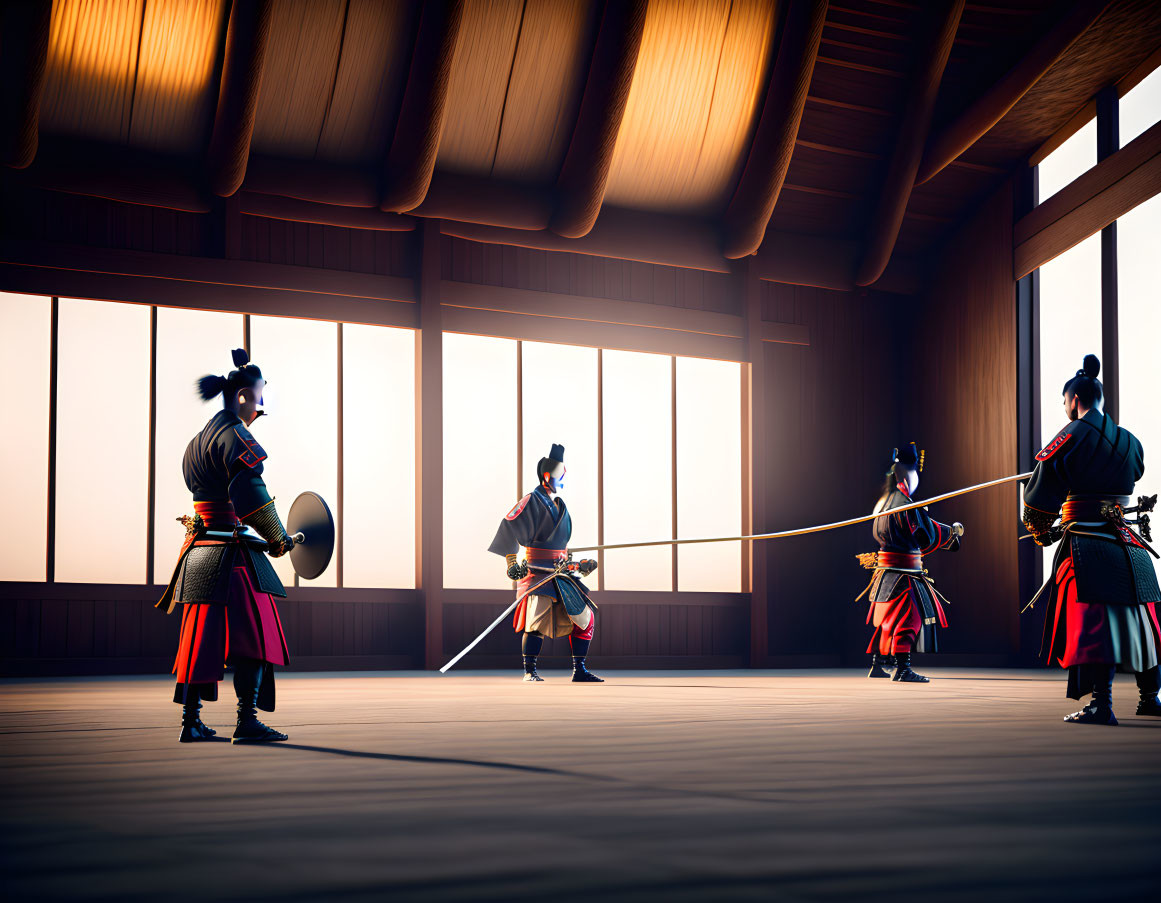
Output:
[
  {"left": 867, "top": 653, "right": 895, "bottom": 678},
  {"left": 522, "top": 633, "right": 544, "bottom": 682},
  {"left": 1135, "top": 666, "right": 1161, "bottom": 716},
  {"left": 178, "top": 695, "right": 217, "bottom": 743},
  {"left": 570, "top": 637, "right": 603, "bottom": 683},
  {"left": 231, "top": 659, "right": 288, "bottom": 743},
  {"left": 892, "top": 652, "right": 928, "bottom": 683},
  {"left": 1065, "top": 665, "right": 1116, "bottom": 724}
]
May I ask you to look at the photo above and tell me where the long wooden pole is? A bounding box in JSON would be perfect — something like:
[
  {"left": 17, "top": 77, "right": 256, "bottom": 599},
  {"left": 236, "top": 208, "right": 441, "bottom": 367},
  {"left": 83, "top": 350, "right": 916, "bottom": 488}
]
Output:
[{"left": 570, "top": 472, "right": 1033, "bottom": 554}]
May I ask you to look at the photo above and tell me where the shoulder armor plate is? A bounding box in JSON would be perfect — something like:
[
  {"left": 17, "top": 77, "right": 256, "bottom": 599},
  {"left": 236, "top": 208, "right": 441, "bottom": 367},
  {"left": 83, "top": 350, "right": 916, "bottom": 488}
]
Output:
[
  {"left": 232, "top": 427, "right": 268, "bottom": 469},
  {"left": 506, "top": 494, "right": 532, "bottom": 521},
  {"left": 1036, "top": 431, "right": 1072, "bottom": 461}
]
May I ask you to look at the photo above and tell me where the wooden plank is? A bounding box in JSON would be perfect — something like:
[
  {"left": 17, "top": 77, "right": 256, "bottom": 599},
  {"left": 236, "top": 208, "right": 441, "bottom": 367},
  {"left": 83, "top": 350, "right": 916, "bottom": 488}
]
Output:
[
  {"left": 417, "top": 220, "right": 443, "bottom": 669},
  {"left": 1013, "top": 118, "right": 1161, "bottom": 278}
]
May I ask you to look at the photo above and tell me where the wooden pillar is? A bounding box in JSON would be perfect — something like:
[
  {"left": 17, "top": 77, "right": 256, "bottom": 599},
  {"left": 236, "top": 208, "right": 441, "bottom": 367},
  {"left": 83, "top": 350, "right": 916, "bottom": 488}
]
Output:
[
  {"left": 417, "top": 220, "right": 444, "bottom": 668},
  {"left": 740, "top": 260, "right": 768, "bottom": 667},
  {"left": 1096, "top": 86, "right": 1119, "bottom": 422}
]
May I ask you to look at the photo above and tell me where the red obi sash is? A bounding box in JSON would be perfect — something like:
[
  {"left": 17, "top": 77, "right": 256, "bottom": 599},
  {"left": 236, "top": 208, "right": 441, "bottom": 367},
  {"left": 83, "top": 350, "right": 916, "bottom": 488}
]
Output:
[
  {"left": 1060, "top": 497, "right": 1129, "bottom": 524},
  {"left": 194, "top": 500, "right": 239, "bottom": 530},
  {"left": 519, "top": 548, "right": 568, "bottom": 596},
  {"left": 878, "top": 551, "right": 922, "bottom": 570}
]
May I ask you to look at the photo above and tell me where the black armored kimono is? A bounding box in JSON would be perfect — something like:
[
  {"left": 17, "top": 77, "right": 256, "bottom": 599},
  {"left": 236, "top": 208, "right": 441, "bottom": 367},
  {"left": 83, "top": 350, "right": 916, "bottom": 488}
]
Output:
[
  {"left": 861, "top": 481, "right": 960, "bottom": 656},
  {"left": 488, "top": 486, "right": 595, "bottom": 641},
  {"left": 1023, "top": 408, "right": 1161, "bottom": 700},
  {"left": 159, "top": 409, "right": 290, "bottom": 712}
]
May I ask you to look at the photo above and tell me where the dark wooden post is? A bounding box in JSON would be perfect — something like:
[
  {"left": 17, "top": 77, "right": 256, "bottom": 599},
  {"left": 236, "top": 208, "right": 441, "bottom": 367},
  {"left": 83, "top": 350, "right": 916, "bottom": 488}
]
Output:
[
  {"left": 740, "top": 259, "right": 768, "bottom": 667},
  {"left": 417, "top": 220, "right": 444, "bottom": 668},
  {"left": 1096, "top": 85, "right": 1119, "bottom": 422}
]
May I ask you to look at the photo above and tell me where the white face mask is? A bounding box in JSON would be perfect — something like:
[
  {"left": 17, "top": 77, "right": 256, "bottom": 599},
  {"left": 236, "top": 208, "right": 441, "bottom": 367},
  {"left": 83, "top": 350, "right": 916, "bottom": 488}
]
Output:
[{"left": 906, "top": 470, "right": 919, "bottom": 494}]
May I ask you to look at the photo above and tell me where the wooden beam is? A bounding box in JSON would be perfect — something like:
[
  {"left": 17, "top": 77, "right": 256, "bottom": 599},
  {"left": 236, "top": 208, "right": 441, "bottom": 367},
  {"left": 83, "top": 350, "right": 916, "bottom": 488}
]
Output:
[
  {"left": 441, "top": 280, "right": 748, "bottom": 339},
  {"left": 755, "top": 231, "right": 922, "bottom": 295},
  {"left": 442, "top": 209, "right": 731, "bottom": 274},
  {"left": 206, "top": 0, "right": 272, "bottom": 198},
  {"left": 416, "top": 219, "right": 444, "bottom": 669},
  {"left": 380, "top": 0, "right": 465, "bottom": 213},
  {"left": 1013, "top": 118, "right": 1161, "bottom": 279},
  {"left": 244, "top": 155, "right": 380, "bottom": 207},
  {"left": 440, "top": 306, "right": 745, "bottom": 362},
  {"left": 721, "top": 0, "right": 828, "bottom": 259},
  {"left": 238, "top": 192, "right": 416, "bottom": 231},
  {"left": 856, "top": 0, "right": 964, "bottom": 287},
  {"left": 413, "top": 172, "right": 553, "bottom": 230},
  {"left": 549, "top": 0, "right": 648, "bottom": 239},
  {"left": 0, "top": 0, "right": 50, "bottom": 169},
  {"left": 739, "top": 258, "right": 768, "bottom": 666},
  {"left": 16, "top": 140, "right": 212, "bottom": 212},
  {"left": 916, "top": 0, "right": 1112, "bottom": 185}
]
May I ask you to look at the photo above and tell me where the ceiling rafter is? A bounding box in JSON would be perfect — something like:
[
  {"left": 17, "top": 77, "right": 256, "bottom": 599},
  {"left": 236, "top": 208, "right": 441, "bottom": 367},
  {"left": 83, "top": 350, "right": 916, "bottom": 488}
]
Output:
[
  {"left": 380, "top": 0, "right": 465, "bottom": 213},
  {"left": 549, "top": 0, "right": 647, "bottom": 240},
  {"left": 856, "top": 0, "right": 965, "bottom": 286},
  {"left": 0, "top": 0, "right": 51, "bottom": 169},
  {"left": 206, "top": 0, "right": 272, "bottom": 198},
  {"left": 916, "top": 0, "right": 1112, "bottom": 185},
  {"left": 721, "top": 0, "right": 829, "bottom": 260}
]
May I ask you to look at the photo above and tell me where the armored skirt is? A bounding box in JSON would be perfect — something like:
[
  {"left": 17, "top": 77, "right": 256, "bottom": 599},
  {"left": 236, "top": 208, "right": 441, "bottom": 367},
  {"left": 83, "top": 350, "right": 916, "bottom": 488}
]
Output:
[
  {"left": 1035, "top": 525, "right": 1161, "bottom": 698},
  {"left": 162, "top": 502, "right": 289, "bottom": 710},
  {"left": 512, "top": 548, "right": 594, "bottom": 640},
  {"left": 865, "top": 568, "right": 949, "bottom": 655}
]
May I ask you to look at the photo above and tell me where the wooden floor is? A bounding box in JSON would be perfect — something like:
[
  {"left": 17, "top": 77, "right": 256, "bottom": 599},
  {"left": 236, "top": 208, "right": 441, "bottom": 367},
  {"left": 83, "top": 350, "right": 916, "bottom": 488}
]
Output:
[{"left": 2, "top": 669, "right": 1159, "bottom": 902}]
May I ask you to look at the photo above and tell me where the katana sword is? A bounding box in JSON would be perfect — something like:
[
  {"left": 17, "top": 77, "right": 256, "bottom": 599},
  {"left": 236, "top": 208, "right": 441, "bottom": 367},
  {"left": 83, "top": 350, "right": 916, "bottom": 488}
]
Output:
[
  {"left": 440, "top": 557, "right": 574, "bottom": 674},
  {"left": 569, "top": 471, "right": 1034, "bottom": 553},
  {"left": 440, "top": 471, "right": 1033, "bottom": 674}
]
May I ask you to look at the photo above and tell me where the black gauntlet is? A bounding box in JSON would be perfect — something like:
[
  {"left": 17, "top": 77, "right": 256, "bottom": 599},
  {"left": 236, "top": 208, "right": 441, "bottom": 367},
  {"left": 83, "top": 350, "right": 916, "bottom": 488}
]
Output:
[
  {"left": 505, "top": 553, "right": 528, "bottom": 580},
  {"left": 1022, "top": 503, "right": 1059, "bottom": 547},
  {"left": 243, "top": 500, "right": 294, "bottom": 558},
  {"left": 577, "top": 558, "right": 598, "bottom": 577}
]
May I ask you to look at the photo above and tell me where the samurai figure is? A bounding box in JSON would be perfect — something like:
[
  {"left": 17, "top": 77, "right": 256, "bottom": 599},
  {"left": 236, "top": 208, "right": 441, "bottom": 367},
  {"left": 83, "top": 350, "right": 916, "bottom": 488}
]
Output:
[
  {"left": 858, "top": 443, "right": 964, "bottom": 682},
  {"left": 488, "top": 444, "right": 602, "bottom": 682},
  {"left": 1022, "top": 354, "right": 1161, "bottom": 725},
  {"left": 158, "top": 349, "right": 295, "bottom": 743}
]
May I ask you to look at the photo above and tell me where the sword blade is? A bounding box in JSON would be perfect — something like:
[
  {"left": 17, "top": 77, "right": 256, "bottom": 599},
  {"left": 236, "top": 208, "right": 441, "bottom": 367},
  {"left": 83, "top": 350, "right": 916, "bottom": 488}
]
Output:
[{"left": 439, "top": 562, "right": 569, "bottom": 674}]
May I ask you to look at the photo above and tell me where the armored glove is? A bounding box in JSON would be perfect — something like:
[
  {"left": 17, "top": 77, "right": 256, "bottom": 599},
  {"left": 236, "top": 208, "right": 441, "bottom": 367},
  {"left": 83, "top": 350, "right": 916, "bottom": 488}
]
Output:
[
  {"left": 505, "top": 553, "right": 528, "bottom": 580},
  {"left": 243, "top": 500, "right": 294, "bottom": 558},
  {"left": 1022, "top": 503, "right": 1059, "bottom": 548},
  {"left": 576, "top": 558, "right": 598, "bottom": 577}
]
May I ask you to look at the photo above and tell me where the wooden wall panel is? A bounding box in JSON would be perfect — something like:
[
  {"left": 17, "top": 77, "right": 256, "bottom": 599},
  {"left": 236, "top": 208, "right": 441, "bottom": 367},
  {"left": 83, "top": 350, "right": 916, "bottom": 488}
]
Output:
[
  {"left": 905, "top": 180, "right": 1021, "bottom": 657},
  {"left": 440, "top": 236, "right": 741, "bottom": 316},
  {"left": 759, "top": 283, "right": 905, "bottom": 662}
]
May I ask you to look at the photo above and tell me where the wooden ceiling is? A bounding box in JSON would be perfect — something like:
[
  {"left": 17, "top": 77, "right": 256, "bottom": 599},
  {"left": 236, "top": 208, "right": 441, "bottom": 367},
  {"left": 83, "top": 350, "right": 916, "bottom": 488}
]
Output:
[{"left": 4, "top": 0, "right": 1161, "bottom": 288}]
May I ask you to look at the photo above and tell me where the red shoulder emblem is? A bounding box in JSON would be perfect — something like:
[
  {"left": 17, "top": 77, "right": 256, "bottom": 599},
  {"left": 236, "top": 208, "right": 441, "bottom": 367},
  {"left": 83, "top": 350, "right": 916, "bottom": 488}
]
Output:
[
  {"left": 506, "top": 494, "right": 532, "bottom": 521},
  {"left": 232, "top": 427, "right": 268, "bottom": 469},
  {"left": 1035, "top": 431, "right": 1072, "bottom": 461}
]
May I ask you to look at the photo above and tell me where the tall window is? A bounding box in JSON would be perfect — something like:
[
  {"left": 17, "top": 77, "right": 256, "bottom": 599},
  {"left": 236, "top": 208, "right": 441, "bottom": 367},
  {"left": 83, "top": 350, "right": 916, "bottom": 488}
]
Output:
[
  {"left": 55, "top": 298, "right": 151, "bottom": 583},
  {"left": 0, "top": 293, "right": 51, "bottom": 581},
  {"left": 443, "top": 335, "right": 744, "bottom": 593},
  {"left": 342, "top": 324, "right": 416, "bottom": 589},
  {"left": 249, "top": 316, "right": 340, "bottom": 587},
  {"left": 442, "top": 333, "right": 517, "bottom": 589},
  {"left": 153, "top": 307, "right": 245, "bottom": 579},
  {"left": 1037, "top": 118, "right": 1096, "bottom": 203},
  {"left": 1119, "top": 63, "right": 1161, "bottom": 145}
]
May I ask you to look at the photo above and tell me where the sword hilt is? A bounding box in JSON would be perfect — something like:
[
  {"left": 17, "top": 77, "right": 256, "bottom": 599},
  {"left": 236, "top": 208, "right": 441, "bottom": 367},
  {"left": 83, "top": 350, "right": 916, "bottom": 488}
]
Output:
[{"left": 291, "top": 532, "right": 305, "bottom": 544}]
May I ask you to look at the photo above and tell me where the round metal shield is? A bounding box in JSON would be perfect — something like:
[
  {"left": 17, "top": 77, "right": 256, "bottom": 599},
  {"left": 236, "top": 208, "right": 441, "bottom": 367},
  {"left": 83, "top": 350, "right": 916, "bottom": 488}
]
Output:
[{"left": 287, "top": 491, "right": 335, "bottom": 580}]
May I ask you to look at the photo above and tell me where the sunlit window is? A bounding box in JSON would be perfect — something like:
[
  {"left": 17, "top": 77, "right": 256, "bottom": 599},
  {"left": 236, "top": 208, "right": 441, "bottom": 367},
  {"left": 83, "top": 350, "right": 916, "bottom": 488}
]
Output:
[
  {"left": 55, "top": 299, "right": 151, "bottom": 583},
  {"left": 0, "top": 293, "right": 52, "bottom": 582},
  {"left": 249, "top": 316, "right": 339, "bottom": 587},
  {"left": 1117, "top": 191, "right": 1161, "bottom": 484},
  {"left": 676, "top": 357, "right": 742, "bottom": 592},
  {"left": 521, "top": 342, "right": 599, "bottom": 552},
  {"left": 443, "top": 333, "right": 517, "bottom": 589},
  {"left": 1037, "top": 118, "right": 1096, "bottom": 203},
  {"left": 343, "top": 324, "right": 416, "bottom": 589},
  {"left": 602, "top": 349, "right": 673, "bottom": 591},
  {"left": 153, "top": 307, "right": 244, "bottom": 581},
  {"left": 1037, "top": 232, "right": 1101, "bottom": 575},
  {"left": 1120, "top": 64, "right": 1161, "bottom": 146}
]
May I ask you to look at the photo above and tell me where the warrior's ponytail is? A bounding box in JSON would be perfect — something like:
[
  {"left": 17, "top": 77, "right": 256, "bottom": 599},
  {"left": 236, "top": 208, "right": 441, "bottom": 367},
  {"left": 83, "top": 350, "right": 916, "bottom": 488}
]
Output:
[
  {"left": 197, "top": 374, "right": 230, "bottom": 400},
  {"left": 195, "top": 349, "right": 264, "bottom": 402},
  {"left": 1062, "top": 353, "right": 1103, "bottom": 408}
]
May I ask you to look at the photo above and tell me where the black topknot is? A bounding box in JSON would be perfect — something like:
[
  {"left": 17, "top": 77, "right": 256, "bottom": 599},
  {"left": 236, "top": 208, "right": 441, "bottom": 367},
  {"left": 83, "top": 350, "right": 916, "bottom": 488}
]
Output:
[
  {"left": 231, "top": 348, "right": 250, "bottom": 368},
  {"left": 1080, "top": 354, "right": 1100, "bottom": 379}
]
